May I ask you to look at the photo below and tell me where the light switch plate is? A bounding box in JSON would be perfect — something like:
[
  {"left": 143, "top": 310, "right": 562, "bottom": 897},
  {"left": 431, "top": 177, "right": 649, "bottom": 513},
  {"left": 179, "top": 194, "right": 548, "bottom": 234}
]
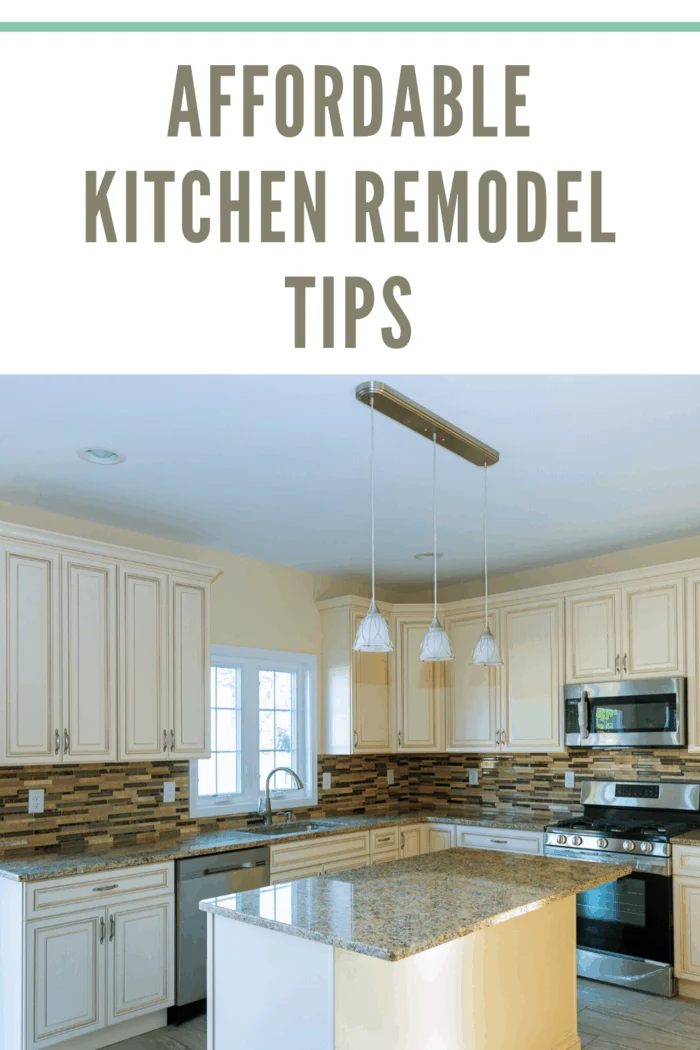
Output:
[
  {"left": 387, "top": 769, "right": 395, "bottom": 786},
  {"left": 468, "top": 769, "right": 479, "bottom": 786},
  {"left": 163, "top": 781, "right": 176, "bottom": 803},
  {"left": 28, "top": 789, "right": 44, "bottom": 814},
  {"left": 565, "top": 771, "right": 576, "bottom": 789},
  {"left": 322, "top": 772, "right": 332, "bottom": 790}
]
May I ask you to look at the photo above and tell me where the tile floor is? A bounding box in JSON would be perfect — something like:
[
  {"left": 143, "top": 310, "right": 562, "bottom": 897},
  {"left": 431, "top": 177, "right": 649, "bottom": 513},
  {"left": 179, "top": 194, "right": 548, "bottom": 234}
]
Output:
[{"left": 109, "top": 979, "right": 700, "bottom": 1049}]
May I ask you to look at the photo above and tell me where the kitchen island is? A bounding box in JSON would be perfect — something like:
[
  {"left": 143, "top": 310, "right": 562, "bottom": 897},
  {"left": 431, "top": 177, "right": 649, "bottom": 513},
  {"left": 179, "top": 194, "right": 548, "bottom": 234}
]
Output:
[{"left": 200, "top": 847, "right": 631, "bottom": 1050}]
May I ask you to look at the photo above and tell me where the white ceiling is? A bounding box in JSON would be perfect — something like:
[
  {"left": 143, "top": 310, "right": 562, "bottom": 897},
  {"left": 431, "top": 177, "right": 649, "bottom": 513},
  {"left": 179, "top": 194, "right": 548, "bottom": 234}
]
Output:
[{"left": 1, "top": 375, "right": 700, "bottom": 587}]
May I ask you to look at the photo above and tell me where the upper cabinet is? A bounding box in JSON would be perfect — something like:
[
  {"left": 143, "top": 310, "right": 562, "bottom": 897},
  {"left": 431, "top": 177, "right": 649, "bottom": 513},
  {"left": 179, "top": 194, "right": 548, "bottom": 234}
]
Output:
[
  {"left": 502, "top": 599, "right": 564, "bottom": 752},
  {"left": 318, "top": 598, "right": 393, "bottom": 754},
  {"left": 0, "top": 523, "right": 218, "bottom": 766},
  {"left": 566, "top": 577, "right": 684, "bottom": 683},
  {"left": 394, "top": 613, "right": 443, "bottom": 752},
  {"left": 444, "top": 609, "right": 500, "bottom": 751}
]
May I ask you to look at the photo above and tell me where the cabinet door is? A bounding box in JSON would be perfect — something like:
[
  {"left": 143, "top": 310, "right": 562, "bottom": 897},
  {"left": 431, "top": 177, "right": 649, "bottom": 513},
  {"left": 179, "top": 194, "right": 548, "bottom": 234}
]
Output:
[
  {"left": 622, "top": 579, "right": 684, "bottom": 678},
  {"left": 674, "top": 877, "right": 700, "bottom": 980},
  {"left": 119, "top": 566, "right": 169, "bottom": 760},
  {"left": 502, "top": 600, "right": 564, "bottom": 751},
  {"left": 400, "top": 826, "right": 423, "bottom": 858},
  {"left": 169, "top": 576, "right": 210, "bottom": 758},
  {"left": 427, "top": 825, "right": 455, "bottom": 852},
  {"left": 62, "top": 555, "right": 117, "bottom": 761},
  {"left": 26, "top": 909, "right": 105, "bottom": 1048},
  {"left": 107, "top": 897, "right": 174, "bottom": 1024},
  {"left": 444, "top": 611, "right": 500, "bottom": 751},
  {"left": 0, "top": 543, "right": 60, "bottom": 763},
  {"left": 566, "top": 591, "right": 620, "bottom": 682},
  {"left": 352, "top": 611, "right": 392, "bottom": 752},
  {"left": 396, "top": 618, "right": 442, "bottom": 751}
]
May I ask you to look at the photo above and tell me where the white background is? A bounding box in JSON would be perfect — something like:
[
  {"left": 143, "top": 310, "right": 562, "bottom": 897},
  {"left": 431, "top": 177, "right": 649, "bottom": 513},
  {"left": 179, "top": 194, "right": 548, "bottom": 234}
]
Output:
[{"left": 0, "top": 8, "right": 698, "bottom": 373}]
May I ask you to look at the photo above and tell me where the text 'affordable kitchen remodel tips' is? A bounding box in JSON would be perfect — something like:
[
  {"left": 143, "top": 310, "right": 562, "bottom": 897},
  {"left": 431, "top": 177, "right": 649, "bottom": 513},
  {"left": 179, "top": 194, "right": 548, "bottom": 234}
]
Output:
[{"left": 86, "top": 63, "right": 616, "bottom": 348}]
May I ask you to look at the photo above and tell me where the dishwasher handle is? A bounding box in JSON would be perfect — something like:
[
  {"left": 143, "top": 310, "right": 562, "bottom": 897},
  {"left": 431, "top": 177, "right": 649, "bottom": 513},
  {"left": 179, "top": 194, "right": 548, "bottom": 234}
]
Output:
[
  {"left": 177, "top": 849, "right": 270, "bottom": 882},
  {"left": 200, "top": 860, "right": 267, "bottom": 876}
]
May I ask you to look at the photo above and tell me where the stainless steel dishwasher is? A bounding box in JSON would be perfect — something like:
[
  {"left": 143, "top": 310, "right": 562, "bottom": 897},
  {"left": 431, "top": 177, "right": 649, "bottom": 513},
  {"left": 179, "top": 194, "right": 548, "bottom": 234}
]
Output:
[{"left": 171, "top": 847, "right": 270, "bottom": 1023}]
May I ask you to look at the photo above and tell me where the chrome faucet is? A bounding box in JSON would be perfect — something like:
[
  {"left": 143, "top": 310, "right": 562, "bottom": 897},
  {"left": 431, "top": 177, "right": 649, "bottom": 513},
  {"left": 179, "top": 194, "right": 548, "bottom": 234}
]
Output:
[{"left": 262, "top": 767, "right": 304, "bottom": 825}]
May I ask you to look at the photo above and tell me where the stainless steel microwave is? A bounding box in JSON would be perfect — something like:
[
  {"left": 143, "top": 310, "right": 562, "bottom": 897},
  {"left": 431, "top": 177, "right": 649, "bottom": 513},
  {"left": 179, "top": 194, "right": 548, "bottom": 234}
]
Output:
[{"left": 564, "top": 677, "right": 686, "bottom": 748}]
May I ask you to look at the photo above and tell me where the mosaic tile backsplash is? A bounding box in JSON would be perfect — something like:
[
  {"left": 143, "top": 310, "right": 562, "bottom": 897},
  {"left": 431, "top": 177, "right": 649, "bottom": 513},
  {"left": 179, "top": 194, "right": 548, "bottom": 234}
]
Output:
[{"left": 3, "top": 749, "right": 700, "bottom": 857}]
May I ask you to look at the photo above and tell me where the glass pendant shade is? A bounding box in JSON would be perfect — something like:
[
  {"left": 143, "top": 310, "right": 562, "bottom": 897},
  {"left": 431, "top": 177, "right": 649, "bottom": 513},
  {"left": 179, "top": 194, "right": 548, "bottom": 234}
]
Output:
[
  {"left": 472, "top": 624, "right": 503, "bottom": 666},
  {"left": 353, "top": 600, "right": 393, "bottom": 653},
  {"left": 420, "top": 617, "right": 454, "bottom": 662}
]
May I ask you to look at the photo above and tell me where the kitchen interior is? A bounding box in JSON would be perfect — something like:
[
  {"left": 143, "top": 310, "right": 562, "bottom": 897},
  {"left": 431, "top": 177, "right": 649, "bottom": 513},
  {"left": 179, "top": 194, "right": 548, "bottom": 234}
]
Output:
[{"left": 2, "top": 374, "right": 700, "bottom": 1049}]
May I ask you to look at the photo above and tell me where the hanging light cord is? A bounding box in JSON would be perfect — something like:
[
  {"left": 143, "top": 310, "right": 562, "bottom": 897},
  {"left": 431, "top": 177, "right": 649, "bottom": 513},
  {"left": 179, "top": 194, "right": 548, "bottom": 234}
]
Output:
[
  {"left": 370, "top": 393, "right": 376, "bottom": 604},
  {"left": 483, "top": 459, "right": 488, "bottom": 629},
  {"left": 432, "top": 430, "right": 438, "bottom": 623}
]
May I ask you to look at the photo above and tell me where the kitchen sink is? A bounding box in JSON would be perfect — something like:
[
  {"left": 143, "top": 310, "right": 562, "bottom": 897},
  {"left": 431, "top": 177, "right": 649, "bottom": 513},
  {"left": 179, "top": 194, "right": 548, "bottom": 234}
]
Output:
[{"left": 240, "top": 821, "right": 340, "bottom": 837}]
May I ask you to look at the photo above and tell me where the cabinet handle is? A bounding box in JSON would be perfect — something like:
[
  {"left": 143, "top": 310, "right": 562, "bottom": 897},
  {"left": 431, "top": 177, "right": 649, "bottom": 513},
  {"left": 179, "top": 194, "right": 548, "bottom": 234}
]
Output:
[
  {"left": 64, "top": 729, "right": 69, "bottom": 754},
  {"left": 397, "top": 730, "right": 402, "bottom": 747},
  {"left": 54, "top": 729, "right": 60, "bottom": 755},
  {"left": 163, "top": 729, "right": 168, "bottom": 753},
  {"left": 100, "top": 918, "right": 105, "bottom": 944},
  {"left": 170, "top": 728, "right": 175, "bottom": 750},
  {"left": 615, "top": 653, "right": 620, "bottom": 674},
  {"left": 400, "top": 833, "right": 405, "bottom": 848},
  {"left": 623, "top": 653, "right": 628, "bottom": 673},
  {"left": 109, "top": 916, "right": 115, "bottom": 942},
  {"left": 490, "top": 839, "right": 508, "bottom": 845},
  {"left": 353, "top": 730, "right": 358, "bottom": 748},
  {"left": 376, "top": 835, "right": 392, "bottom": 844},
  {"left": 93, "top": 883, "right": 119, "bottom": 893}
]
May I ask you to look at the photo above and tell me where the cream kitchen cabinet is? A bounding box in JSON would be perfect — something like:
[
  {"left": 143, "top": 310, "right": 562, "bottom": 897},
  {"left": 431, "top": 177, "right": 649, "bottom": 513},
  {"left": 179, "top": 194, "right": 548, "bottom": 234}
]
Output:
[
  {"left": 0, "top": 523, "right": 217, "bottom": 766},
  {"left": 426, "top": 824, "right": 455, "bottom": 851},
  {"left": 566, "top": 578, "right": 684, "bottom": 683},
  {"left": 444, "top": 608, "right": 501, "bottom": 751},
  {"left": 318, "top": 598, "right": 393, "bottom": 755},
  {"left": 454, "top": 826, "right": 544, "bottom": 855},
  {"left": 674, "top": 846, "right": 700, "bottom": 991},
  {"left": 394, "top": 613, "right": 443, "bottom": 751},
  {"left": 0, "top": 862, "right": 175, "bottom": 1050},
  {"left": 502, "top": 599, "right": 564, "bottom": 752},
  {"left": 399, "top": 826, "right": 424, "bottom": 858}
]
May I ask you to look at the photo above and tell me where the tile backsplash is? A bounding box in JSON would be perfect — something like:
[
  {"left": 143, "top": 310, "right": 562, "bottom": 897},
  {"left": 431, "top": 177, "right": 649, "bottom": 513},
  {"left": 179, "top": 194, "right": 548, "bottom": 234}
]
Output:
[{"left": 3, "top": 749, "right": 700, "bottom": 857}]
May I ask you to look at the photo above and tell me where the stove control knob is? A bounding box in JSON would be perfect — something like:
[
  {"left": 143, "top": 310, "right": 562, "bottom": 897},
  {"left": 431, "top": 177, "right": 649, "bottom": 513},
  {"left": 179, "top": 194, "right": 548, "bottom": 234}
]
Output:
[
  {"left": 639, "top": 841, "right": 653, "bottom": 854},
  {"left": 622, "top": 840, "right": 636, "bottom": 852},
  {"left": 569, "top": 835, "right": 583, "bottom": 846},
  {"left": 596, "top": 838, "right": 608, "bottom": 849},
  {"left": 555, "top": 835, "right": 567, "bottom": 845}
]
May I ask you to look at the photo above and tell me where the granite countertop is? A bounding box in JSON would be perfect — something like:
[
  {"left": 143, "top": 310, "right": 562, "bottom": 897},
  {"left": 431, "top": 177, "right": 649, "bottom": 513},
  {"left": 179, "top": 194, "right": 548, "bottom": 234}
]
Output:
[
  {"left": 0, "top": 807, "right": 567, "bottom": 883},
  {"left": 199, "top": 848, "right": 632, "bottom": 962},
  {"left": 671, "top": 829, "right": 700, "bottom": 846}
]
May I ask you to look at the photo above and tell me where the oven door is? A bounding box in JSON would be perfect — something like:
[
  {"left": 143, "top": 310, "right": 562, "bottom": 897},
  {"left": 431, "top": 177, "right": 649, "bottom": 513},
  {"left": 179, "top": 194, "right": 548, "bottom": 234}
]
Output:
[
  {"left": 571, "top": 677, "right": 685, "bottom": 748},
  {"left": 576, "top": 866, "right": 673, "bottom": 965}
]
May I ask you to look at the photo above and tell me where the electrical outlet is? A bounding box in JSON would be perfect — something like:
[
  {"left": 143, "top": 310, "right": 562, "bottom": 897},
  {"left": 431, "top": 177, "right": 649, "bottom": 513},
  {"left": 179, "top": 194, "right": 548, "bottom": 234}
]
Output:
[
  {"left": 163, "top": 781, "right": 176, "bottom": 803},
  {"left": 387, "top": 769, "right": 395, "bottom": 786},
  {"left": 468, "top": 769, "right": 479, "bottom": 787},
  {"left": 28, "top": 789, "right": 44, "bottom": 814},
  {"left": 565, "top": 771, "right": 576, "bottom": 789},
  {"left": 322, "top": 772, "right": 332, "bottom": 790}
]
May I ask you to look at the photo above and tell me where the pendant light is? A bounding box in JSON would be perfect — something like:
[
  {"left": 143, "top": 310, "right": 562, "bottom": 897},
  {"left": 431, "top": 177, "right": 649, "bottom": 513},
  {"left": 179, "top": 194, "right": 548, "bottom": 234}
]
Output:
[
  {"left": 353, "top": 394, "right": 393, "bottom": 653},
  {"left": 472, "top": 459, "right": 503, "bottom": 666},
  {"left": 419, "top": 431, "right": 453, "bottom": 662}
]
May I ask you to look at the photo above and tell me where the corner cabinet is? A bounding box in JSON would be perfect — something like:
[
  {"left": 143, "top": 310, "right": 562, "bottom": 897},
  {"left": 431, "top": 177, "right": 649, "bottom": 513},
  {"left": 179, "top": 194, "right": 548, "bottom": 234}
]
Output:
[
  {"left": 318, "top": 598, "right": 393, "bottom": 755},
  {"left": 0, "top": 523, "right": 218, "bottom": 766}
]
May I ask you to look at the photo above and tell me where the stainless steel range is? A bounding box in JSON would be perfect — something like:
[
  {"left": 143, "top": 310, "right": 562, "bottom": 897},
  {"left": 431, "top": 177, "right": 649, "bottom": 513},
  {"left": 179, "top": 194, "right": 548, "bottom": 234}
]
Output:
[{"left": 544, "top": 779, "right": 700, "bottom": 997}]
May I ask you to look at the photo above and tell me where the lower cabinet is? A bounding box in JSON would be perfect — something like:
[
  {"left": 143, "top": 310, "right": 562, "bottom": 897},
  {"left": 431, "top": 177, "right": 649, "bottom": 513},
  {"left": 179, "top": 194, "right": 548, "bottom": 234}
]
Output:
[
  {"left": 426, "top": 824, "right": 456, "bottom": 852},
  {"left": 1, "top": 862, "right": 174, "bottom": 1050},
  {"left": 399, "top": 826, "right": 423, "bottom": 858},
  {"left": 454, "top": 826, "right": 544, "bottom": 856},
  {"left": 674, "top": 846, "right": 700, "bottom": 986}
]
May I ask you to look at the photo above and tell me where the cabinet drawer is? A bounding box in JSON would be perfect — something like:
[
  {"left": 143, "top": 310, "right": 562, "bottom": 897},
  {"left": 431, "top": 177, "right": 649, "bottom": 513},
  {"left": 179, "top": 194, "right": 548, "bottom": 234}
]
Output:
[
  {"left": 271, "top": 862, "right": 324, "bottom": 884},
  {"left": 674, "top": 846, "right": 700, "bottom": 877},
  {"left": 323, "top": 856, "right": 370, "bottom": 875},
  {"left": 370, "top": 828, "right": 399, "bottom": 853},
  {"left": 26, "top": 863, "right": 174, "bottom": 919},
  {"left": 270, "top": 832, "right": 369, "bottom": 873},
  {"left": 456, "top": 828, "right": 543, "bottom": 855},
  {"left": 371, "top": 849, "right": 401, "bottom": 865}
]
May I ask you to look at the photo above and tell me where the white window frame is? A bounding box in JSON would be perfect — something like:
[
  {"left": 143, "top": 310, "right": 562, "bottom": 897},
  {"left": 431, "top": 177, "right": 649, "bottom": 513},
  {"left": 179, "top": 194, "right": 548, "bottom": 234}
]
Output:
[{"left": 190, "top": 644, "right": 317, "bottom": 819}]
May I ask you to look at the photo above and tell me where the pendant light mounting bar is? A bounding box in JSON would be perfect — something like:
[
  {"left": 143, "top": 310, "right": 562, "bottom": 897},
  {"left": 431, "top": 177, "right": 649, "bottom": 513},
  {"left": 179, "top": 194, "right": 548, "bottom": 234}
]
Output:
[{"left": 355, "top": 381, "right": 499, "bottom": 467}]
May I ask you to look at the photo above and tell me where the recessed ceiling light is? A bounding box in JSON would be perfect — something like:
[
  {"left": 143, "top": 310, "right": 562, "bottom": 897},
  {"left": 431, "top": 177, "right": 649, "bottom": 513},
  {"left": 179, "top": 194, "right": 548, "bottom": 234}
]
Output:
[
  {"left": 77, "top": 447, "right": 125, "bottom": 466},
  {"left": 414, "top": 552, "right": 444, "bottom": 560}
]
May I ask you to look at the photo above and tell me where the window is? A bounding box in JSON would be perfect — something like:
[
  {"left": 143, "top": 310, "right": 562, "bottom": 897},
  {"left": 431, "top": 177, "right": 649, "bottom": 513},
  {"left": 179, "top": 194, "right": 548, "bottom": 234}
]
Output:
[{"left": 190, "top": 645, "right": 317, "bottom": 818}]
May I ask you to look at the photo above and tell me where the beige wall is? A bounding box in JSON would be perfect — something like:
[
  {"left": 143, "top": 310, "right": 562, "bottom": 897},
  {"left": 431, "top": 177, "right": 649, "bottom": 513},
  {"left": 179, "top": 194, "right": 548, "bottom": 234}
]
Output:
[{"left": 0, "top": 501, "right": 333, "bottom": 656}]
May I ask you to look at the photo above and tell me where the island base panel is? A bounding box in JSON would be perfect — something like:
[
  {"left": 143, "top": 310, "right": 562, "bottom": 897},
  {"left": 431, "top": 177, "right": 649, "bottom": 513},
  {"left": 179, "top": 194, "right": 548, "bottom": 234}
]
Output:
[{"left": 334, "top": 896, "right": 580, "bottom": 1050}]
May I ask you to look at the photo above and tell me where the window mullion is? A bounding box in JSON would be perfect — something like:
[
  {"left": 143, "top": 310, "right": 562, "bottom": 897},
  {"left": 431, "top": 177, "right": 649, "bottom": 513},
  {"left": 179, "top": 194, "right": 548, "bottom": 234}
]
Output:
[{"left": 241, "top": 658, "right": 260, "bottom": 806}]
